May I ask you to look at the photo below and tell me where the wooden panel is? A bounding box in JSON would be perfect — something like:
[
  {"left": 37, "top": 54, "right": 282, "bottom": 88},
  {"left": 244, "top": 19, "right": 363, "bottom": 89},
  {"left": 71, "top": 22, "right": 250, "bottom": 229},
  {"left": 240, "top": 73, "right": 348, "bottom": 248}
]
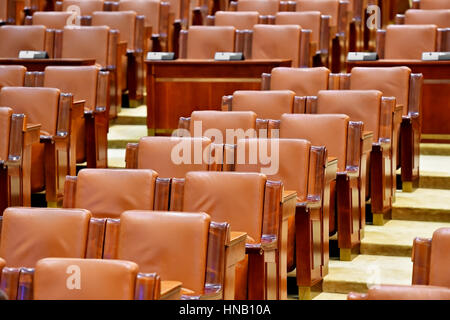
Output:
[
  {"left": 146, "top": 59, "right": 292, "bottom": 133},
  {"left": 347, "top": 60, "right": 450, "bottom": 139}
]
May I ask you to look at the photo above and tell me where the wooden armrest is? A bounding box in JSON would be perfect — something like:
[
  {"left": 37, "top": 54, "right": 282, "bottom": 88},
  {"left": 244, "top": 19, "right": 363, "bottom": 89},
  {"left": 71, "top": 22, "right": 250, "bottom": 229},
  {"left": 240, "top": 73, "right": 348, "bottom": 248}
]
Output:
[
  {"left": 379, "top": 96, "right": 395, "bottom": 143},
  {"left": 408, "top": 73, "right": 423, "bottom": 116},
  {"left": 362, "top": 131, "right": 374, "bottom": 153},
  {"left": 282, "top": 191, "right": 297, "bottom": 219},
  {"left": 182, "top": 285, "right": 222, "bottom": 300},
  {"left": 411, "top": 237, "right": 432, "bottom": 285},
  {"left": 395, "top": 14, "right": 405, "bottom": 25},
  {"left": 228, "top": 231, "right": 247, "bottom": 247},
  {"left": 225, "top": 231, "right": 247, "bottom": 268},
  {"left": 160, "top": 280, "right": 182, "bottom": 300}
]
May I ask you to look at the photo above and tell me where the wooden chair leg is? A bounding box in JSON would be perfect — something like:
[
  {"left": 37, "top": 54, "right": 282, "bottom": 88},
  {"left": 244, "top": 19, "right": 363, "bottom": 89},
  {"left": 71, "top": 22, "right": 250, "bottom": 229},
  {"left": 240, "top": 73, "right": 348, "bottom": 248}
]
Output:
[
  {"left": 247, "top": 251, "right": 266, "bottom": 300},
  {"left": 401, "top": 116, "right": 420, "bottom": 192}
]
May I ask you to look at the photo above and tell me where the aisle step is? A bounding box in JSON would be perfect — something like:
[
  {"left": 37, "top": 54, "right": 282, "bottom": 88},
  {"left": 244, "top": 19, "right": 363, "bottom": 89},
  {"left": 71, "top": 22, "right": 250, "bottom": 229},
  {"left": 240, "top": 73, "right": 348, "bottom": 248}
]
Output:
[
  {"left": 322, "top": 255, "right": 412, "bottom": 294},
  {"left": 108, "top": 149, "right": 126, "bottom": 168},
  {"left": 361, "top": 220, "right": 450, "bottom": 257},
  {"left": 419, "top": 155, "right": 450, "bottom": 190},
  {"left": 420, "top": 143, "right": 450, "bottom": 156},
  {"left": 392, "top": 188, "right": 450, "bottom": 222},
  {"left": 111, "top": 105, "right": 147, "bottom": 125},
  {"left": 108, "top": 124, "right": 147, "bottom": 148}
]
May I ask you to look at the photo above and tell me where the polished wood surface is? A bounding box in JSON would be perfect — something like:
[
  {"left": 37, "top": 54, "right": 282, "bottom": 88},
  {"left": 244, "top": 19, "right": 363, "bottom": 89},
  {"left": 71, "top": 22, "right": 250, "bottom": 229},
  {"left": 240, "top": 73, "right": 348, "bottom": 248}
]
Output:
[
  {"left": 0, "top": 58, "right": 96, "bottom": 71},
  {"left": 347, "top": 60, "right": 450, "bottom": 141},
  {"left": 145, "top": 59, "right": 292, "bottom": 134}
]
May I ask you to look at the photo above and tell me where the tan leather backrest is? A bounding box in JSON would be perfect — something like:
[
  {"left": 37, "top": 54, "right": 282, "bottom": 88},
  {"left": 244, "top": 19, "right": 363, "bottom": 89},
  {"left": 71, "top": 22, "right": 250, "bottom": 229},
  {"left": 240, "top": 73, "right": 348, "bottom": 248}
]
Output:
[
  {"left": 235, "top": 138, "right": 311, "bottom": 201},
  {"left": 276, "top": 11, "right": 321, "bottom": 43},
  {"left": 350, "top": 67, "right": 411, "bottom": 115},
  {"left": 405, "top": 9, "right": 450, "bottom": 28},
  {"left": 75, "top": 169, "right": 158, "bottom": 218},
  {"left": 118, "top": 211, "right": 210, "bottom": 293},
  {"left": 0, "top": 207, "right": 91, "bottom": 268},
  {"left": 296, "top": 0, "right": 339, "bottom": 27},
  {"left": 231, "top": 90, "right": 295, "bottom": 120},
  {"left": 420, "top": 0, "right": 450, "bottom": 9},
  {"left": 0, "top": 25, "right": 46, "bottom": 58},
  {"left": 32, "top": 11, "right": 72, "bottom": 29},
  {"left": 137, "top": 136, "right": 212, "bottom": 178},
  {"left": 385, "top": 25, "right": 437, "bottom": 60},
  {"left": 34, "top": 258, "right": 139, "bottom": 300},
  {"left": 62, "top": 0, "right": 104, "bottom": 15},
  {"left": 366, "top": 285, "right": 450, "bottom": 300},
  {"left": 92, "top": 11, "right": 136, "bottom": 50},
  {"left": 317, "top": 90, "right": 382, "bottom": 141},
  {"left": 429, "top": 228, "right": 450, "bottom": 287},
  {"left": 187, "top": 26, "right": 236, "bottom": 59},
  {"left": 62, "top": 26, "right": 109, "bottom": 67},
  {"left": 280, "top": 113, "right": 349, "bottom": 172},
  {"left": 190, "top": 110, "right": 257, "bottom": 143},
  {"left": 183, "top": 171, "right": 266, "bottom": 241},
  {"left": 44, "top": 66, "right": 99, "bottom": 111},
  {"left": 252, "top": 24, "right": 301, "bottom": 67},
  {"left": 119, "top": 0, "right": 160, "bottom": 32},
  {"left": 215, "top": 11, "right": 259, "bottom": 30},
  {"left": 0, "top": 257, "right": 4, "bottom": 272},
  {"left": 0, "top": 65, "right": 26, "bottom": 89},
  {"left": 271, "top": 67, "right": 329, "bottom": 96},
  {"left": 237, "top": 0, "right": 279, "bottom": 15},
  {"left": 0, "top": 87, "right": 60, "bottom": 135},
  {"left": 0, "top": 107, "right": 12, "bottom": 162}
]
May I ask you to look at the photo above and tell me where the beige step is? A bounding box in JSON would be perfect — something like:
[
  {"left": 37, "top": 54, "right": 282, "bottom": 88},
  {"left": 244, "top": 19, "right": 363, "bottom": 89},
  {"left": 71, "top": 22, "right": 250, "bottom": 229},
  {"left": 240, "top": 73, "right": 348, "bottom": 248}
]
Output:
[
  {"left": 322, "top": 255, "right": 413, "bottom": 294},
  {"left": 312, "top": 292, "right": 348, "bottom": 300},
  {"left": 392, "top": 189, "right": 450, "bottom": 222},
  {"left": 361, "top": 220, "right": 450, "bottom": 257},
  {"left": 420, "top": 143, "right": 450, "bottom": 156},
  {"left": 108, "top": 149, "right": 126, "bottom": 168},
  {"left": 111, "top": 105, "right": 147, "bottom": 125},
  {"left": 108, "top": 124, "right": 148, "bottom": 149},
  {"left": 419, "top": 155, "right": 450, "bottom": 190}
]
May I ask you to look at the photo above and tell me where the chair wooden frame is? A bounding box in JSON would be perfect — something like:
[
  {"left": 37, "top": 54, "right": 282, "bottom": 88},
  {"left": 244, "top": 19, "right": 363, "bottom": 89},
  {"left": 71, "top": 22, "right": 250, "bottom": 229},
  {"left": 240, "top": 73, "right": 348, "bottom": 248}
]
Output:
[
  {"left": 0, "top": 0, "right": 25, "bottom": 25},
  {"left": 62, "top": 175, "right": 246, "bottom": 300},
  {"left": 0, "top": 112, "right": 40, "bottom": 215},
  {"left": 330, "top": 71, "right": 423, "bottom": 193},
  {"left": 23, "top": 69, "right": 110, "bottom": 169},
  {"left": 52, "top": 27, "right": 126, "bottom": 119}
]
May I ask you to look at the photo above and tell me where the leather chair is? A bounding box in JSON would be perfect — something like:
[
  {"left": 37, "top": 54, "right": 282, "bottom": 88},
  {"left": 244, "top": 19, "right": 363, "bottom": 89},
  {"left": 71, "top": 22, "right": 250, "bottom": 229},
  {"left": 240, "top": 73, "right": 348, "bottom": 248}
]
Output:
[
  {"left": 177, "top": 110, "right": 264, "bottom": 144},
  {"left": 396, "top": 9, "right": 450, "bottom": 28},
  {"left": 125, "top": 136, "right": 215, "bottom": 177},
  {"left": 0, "top": 207, "right": 104, "bottom": 300},
  {"left": 25, "top": 11, "right": 72, "bottom": 29},
  {"left": 276, "top": 113, "right": 372, "bottom": 263},
  {"left": 0, "top": 25, "right": 53, "bottom": 58},
  {"left": 62, "top": 168, "right": 160, "bottom": 218},
  {"left": 0, "top": 65, "right": 26, "bottom": 90},
  {"left": 90, "top": 11, "right": 145, "bottom": 107},
  {"left": 348, "top": 284, "right": 450, "bottom": 300},
  {"left": 232, "top": 138, "right": 333, "bottom": 300},
  {"left": 333, "top": 67, "right": 423, "bottom": 193},
  {"left": 171, "top": 171, "right": 296, "bottom": 300},
  {"left": 231, "top": 0, "right": 282, "bottom": 17},
  {"left": 412, "top": 227, "right": 450, "bottom": 287},
  {"left": 0, "top": 107, "right": 40, "bottom": 215},
  {"left": 412, "top": 0, "right": 450, "bottom": 9},
  {"left": 206, "top": 11, "right": 259, "bottom": 30},
  {"left": 55, "top": 25, "right": 126, "bottom": 119},
  {"left": 103, "top": 210, "right": 244, "bottom": 299},
  {"left": 56, "top": 0, "right": 105, "bottom": 16},
  {"left": 309, "top": 90, "right": 395, "bottom": 228},
  {"left": 247, "top": 24, "right": 310, "bottom": 68},
  {"left": 261, "top": 66, "right": 331, "bottom": 97},
  {"left": 0, "top": 0, "right": 7, "bottom": 24},
  {"left": 222, "top": 90, "right": 299, "bottom": 120},
  {"left": 34, "top": 258, "right": 182, "bottom": 300},
  {"left": 178, "top": 26, "right": 236, "bottom": 59},
  {"left": 294, "top": 0, "right": 355, "bottom": 72},
  {"left": 24, "top": 66, "right": 110, "bottom": 169},
  {"left": 376, "top": 25, "right": 444, "bottom": 60},
  {"left": 25, "top": 11, "right": 73, "bottom": 30},
  {"left": 0, "top": 87, "right": 83, "bottom": 206},
  {"left": 275, "top": 11, "right": 331, "bottom": 67}
]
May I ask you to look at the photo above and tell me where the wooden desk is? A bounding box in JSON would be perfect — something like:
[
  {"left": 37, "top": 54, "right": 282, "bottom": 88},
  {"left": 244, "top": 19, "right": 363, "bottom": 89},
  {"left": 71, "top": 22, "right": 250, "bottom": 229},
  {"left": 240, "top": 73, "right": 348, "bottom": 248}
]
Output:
[
  {"left": 0, "top": 58, "right": 96, "bottom": 71},
  {"left": 347, "top": 60, "right": 450, "bottom": 142},
  {"left": 145, "top": 59, "right": 292, "bottom": 135}
]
